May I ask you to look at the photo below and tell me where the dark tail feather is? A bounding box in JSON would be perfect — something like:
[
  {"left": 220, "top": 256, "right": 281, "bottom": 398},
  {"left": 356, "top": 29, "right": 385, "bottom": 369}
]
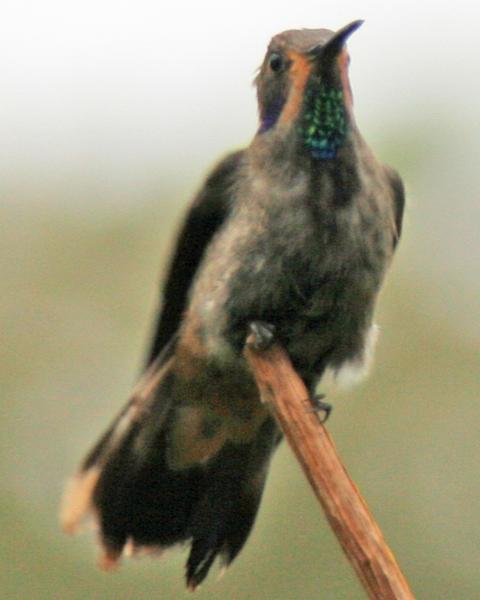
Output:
[
  {"left": 60, "top": 349, "right": 176, "bottom": 555},
  {"left": 185, "top": 416, "right": 279, "bottom": 589},
  {"left": 61, "top": 355, "right": 279, "bottom": 587}
]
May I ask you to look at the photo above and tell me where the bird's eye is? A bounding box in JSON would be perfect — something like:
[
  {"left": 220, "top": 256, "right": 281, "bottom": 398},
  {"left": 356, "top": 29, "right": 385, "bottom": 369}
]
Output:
[{"left": 269, "top": 52, "right": 284, "bottom": 73}]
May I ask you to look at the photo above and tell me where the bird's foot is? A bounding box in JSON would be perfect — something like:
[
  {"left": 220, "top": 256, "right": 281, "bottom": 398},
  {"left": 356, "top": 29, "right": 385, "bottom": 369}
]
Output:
[
  {"left": 307, "top": 394, "right": 332, "bottom": 423},
  {"left": 248, "top": 321, "right": 276, "bottom": 351}
]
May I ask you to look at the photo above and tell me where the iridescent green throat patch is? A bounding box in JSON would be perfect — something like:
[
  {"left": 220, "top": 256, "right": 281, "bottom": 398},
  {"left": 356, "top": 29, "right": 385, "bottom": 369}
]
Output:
[{"left": 298, "top": 83, "right": 347, "bottom": 159}]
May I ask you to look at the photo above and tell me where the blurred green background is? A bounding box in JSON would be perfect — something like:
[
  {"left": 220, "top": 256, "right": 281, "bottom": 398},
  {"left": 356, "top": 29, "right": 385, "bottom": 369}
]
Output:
[{"left": 1, "top": 1, "right": 480, "bottom": 599}]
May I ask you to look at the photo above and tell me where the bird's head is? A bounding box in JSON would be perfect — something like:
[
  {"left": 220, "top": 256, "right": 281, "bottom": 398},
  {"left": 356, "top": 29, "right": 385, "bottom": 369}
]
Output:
[{"left": 255, "top": 20, "right": 363, "bottom": 159}]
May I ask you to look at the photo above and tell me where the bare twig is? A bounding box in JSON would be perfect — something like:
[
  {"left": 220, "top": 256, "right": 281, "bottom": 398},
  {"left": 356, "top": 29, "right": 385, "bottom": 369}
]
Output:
[{"left": 244, "top": 335, "right": 415, "bottom": 600}]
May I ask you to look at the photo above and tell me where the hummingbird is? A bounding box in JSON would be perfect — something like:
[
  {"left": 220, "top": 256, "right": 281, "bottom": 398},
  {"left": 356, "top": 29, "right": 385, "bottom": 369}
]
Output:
[{"left": 61, "top": 20, "right": 405, "bottom": 590}]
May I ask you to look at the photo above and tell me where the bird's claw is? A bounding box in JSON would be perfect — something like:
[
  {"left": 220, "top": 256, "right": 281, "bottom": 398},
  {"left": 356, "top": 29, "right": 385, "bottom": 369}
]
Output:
[
  {"left": 307, "top": 394, "right": 332, "bottom": 423},
  {"left": 248, "top": 321, "right": 276, "bottom": 351}
]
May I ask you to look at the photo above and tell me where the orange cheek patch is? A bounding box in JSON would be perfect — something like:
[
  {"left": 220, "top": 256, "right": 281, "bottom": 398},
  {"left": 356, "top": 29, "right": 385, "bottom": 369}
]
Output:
[
  {"left": 279, "top": 51, "right": 312, "bottom": 126},
  {"left": 337, "top": 49, "right": 353, "bottom": 109}
]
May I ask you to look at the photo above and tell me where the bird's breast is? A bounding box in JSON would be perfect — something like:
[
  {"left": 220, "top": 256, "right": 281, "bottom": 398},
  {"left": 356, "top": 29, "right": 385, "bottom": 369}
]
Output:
[{"left": 182, "top": 164, "right": 393, "bottom": 379}]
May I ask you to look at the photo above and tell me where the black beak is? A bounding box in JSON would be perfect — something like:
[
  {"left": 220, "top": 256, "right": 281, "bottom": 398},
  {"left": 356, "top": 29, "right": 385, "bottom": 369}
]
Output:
[{"left": 309, "top": 19, "right": 364, "bottom": 62}]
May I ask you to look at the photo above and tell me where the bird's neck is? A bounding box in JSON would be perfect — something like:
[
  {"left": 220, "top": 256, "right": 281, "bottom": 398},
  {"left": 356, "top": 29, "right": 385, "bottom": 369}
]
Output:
[{"left": 251, "top": 82, "right": 361, "bottom": 206}]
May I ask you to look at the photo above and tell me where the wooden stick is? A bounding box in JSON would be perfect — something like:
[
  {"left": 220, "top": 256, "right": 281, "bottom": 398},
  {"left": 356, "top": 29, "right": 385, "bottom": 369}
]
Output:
[{"left": 243, "top": 336, "right": 415, "bottom": 600}]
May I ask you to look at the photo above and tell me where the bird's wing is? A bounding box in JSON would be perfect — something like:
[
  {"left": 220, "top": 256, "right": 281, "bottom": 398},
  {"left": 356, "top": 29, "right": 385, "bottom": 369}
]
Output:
[
  {"left": 145, "top": 150, "right": 244, "bottom": 366},
  {"left": 386, "top": 166, "right": 405, "bottom": 248}
]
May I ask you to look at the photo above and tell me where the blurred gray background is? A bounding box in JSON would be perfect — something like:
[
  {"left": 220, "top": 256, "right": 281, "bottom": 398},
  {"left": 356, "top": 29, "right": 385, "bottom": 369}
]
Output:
[{"left": 1, "top": 1, "right": 479, "bottom": 598}]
